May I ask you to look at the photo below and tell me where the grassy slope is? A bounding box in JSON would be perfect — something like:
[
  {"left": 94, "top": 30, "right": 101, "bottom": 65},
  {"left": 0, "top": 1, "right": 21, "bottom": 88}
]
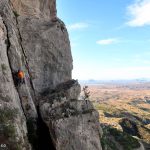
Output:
[{"left": 81, "top": 83, "right": 150, "bottom": 149}]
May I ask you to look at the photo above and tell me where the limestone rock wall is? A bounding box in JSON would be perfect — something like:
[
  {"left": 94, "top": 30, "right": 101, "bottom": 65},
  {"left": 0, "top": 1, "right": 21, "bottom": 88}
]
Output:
[
  {"left": 18, "top": 17, "right": 72, "bottom": 94},
  {"left": 10, "top": 0, "right": 56, "bottom": 19},
  {"left": 0, "top": 0, "right": 102, "bottom": 150},
  {"left": 0, "top": 13, "right": 31, "bottom": 150}
]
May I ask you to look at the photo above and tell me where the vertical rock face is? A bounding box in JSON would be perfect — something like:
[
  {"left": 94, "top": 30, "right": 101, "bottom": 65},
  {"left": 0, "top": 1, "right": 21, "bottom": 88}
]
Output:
[
  {"left": 10, "top": 0, "right": 57, "bottom": 20},
  {"left": 18, "top": 17, "right": 72, "bottom": 94},
  {"left": 0, "top": 14, "right": 30, "bottom": 150},
  {"left": 0, "top": 0, "right": 102, "bottom": 150}
]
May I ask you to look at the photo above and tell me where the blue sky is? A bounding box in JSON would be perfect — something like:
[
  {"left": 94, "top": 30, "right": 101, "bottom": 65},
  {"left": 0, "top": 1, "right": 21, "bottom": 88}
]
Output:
[{"left": 57, "top": 0, "right": 150, "bottom": 80}]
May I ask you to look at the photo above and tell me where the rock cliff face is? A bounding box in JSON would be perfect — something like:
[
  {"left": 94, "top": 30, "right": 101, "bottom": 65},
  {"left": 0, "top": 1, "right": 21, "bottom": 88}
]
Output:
[{"left": 0, "top": 0, "right": 102, "bottom": 150}]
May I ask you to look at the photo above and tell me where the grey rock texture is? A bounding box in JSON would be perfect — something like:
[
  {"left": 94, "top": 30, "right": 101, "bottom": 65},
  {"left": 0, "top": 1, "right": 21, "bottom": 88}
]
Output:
[
  {"left": 0, "top": 14, "right": 31, "bottom": 150},
  {"left": 0, "top": 0, "right": 102, "bottom": 149},
  {"left": 10, "top": 0, "right": 57, "bottom": 20},
  {"left": 18, "top": 17, "right": 72, "bottom": 94},
  {"left": 0, "top": 0, "right": 37, "bottom": 119},
  {"left": 40, "top": 80, "right": 102, "bottom": 150}
]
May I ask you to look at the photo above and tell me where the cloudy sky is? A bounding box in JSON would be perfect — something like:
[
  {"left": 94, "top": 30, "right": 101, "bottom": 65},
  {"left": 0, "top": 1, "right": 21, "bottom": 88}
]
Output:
[{"left": 57, "top": 0, "right": 150, "bottom": 80}]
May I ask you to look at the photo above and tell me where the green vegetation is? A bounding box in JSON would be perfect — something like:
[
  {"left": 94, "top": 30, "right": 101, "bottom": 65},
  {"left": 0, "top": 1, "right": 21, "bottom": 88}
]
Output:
[
  {"left": 89, "top": 84, "right": 150, "bottom": 147},
  {"left": 0, "top": 107, "right": 18, "bottom": 123},
  {"left": 0, "top": 107, "right": 18, "bottom": 139},
  {"left": 1, "top": 64, "right": 7, "bottom": 75},
  {"left": 94, "top": 103, "right": 121, "bottom": 115},
  {"left": 13, "top": 11, "right": 19, "bottom": 17},
  {"left": 109, "top": 127, "right": 140, "bottom": 150},
  {"left": 101, "top": 126, "right": 140, "bottom": 150},
  {"left": 1, "top": 124, "right": 16, "bottom": 138},
  {"left": 101, "top": 134, "right": 117, "bottom": 150},
  {"left": 101, "top": 138, "right": 117, "bottom": 150},
  {"left": 1, "top": 64, "right": 7, "bottom": 71},
  {"left": 13, "top": 144, "right": 22, "bottom": 150},
  {"left": 120, "top": 119, "right": 133, "bottom": 128}
]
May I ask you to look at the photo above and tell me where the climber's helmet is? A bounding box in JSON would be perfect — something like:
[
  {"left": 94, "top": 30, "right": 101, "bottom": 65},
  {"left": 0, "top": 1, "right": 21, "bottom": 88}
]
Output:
[{"left": 17, "top": 70, "right": 24, "bottom": 79}]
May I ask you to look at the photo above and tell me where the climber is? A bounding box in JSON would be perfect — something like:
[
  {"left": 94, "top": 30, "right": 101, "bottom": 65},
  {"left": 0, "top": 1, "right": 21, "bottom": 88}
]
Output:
[
  {"left": 17, "top": 69, "right": 25, "bottom": 85},
  {"left": 13, "top": 69, "right": 25, "bottom": 87}
]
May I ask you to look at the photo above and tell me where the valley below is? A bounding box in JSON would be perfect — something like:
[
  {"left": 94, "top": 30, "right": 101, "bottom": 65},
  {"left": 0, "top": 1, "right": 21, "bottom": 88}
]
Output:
[{"left": 81, "top": 81, "right": 150, "bottom": 150}]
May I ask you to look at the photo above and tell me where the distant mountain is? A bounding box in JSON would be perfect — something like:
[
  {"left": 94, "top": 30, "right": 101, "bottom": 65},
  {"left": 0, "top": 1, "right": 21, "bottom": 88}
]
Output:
[{"left": 79, "top": 78, "right": 150, "bottom": 85}]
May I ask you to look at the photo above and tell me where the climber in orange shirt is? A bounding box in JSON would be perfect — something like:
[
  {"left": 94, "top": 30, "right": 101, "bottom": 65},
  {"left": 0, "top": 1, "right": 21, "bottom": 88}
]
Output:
[{"left": 17, "top": 69, "right": 25, "bottom": 85}]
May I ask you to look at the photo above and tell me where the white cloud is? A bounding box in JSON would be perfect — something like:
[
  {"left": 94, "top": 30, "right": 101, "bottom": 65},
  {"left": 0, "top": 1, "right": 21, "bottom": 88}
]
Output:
[
  {"left": 67, "top": 23, "right": 89, "bottom": 31},
  {"left": 126, "top": 0, "right": 150, "bottom": 27},
  {"left": 96, "top": 38, "right": 119, "bottom": 45}
]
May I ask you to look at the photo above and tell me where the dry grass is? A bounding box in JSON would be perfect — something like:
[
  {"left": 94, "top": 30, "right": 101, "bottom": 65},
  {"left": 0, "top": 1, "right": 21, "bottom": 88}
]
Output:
[{"left": 81, "top": 82, "right": 150, "bottom": 145}]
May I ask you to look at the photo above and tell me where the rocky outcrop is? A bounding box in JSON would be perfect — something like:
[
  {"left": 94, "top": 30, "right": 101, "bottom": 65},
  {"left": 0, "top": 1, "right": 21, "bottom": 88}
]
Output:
[
  {"left": 0, "top": 0, "right": 102, "bottom": 150},
  {"left": 40, "top": 80, "right": 102, "bottom": 150}
]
